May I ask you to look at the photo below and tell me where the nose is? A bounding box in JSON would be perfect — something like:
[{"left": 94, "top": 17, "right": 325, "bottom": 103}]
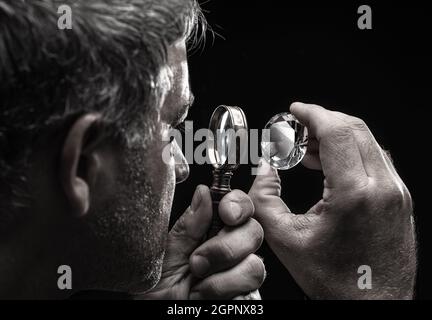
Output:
[
  {"left": 176, "top": 160, "right": 190, "bottom": 184},
  {"left": 172, "top": 140, "right": 190, "bottom": 184}
]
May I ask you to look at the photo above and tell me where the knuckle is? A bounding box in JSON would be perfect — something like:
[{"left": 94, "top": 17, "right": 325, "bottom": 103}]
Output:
[
  {"left": 245, "top": 254, "right": 266, "bottom": 286},
  {"left": 365, "top": 177, "right": 413, "bottom": 216},
  {"left": 218, "top": 239, "right": 237, "bottom": 263},
  {"left": 170, "top": 213, "right": 187, "bottom": 237},
  {"left": 170, "top": 209, "right": 203, "bottom": 243},
  {"left": 242, "top": 195, "right": 255, "bottom": 216},
  {"left": 247, "top": 219, "right": 264, "bottom": 249},
  {"left": 348, "top": 116, "right": 369, "bottom": 132},
  {"left": 251, "top": 177, "right": 281, "bottom": 200},
  {"left": 379, "top": 182, "right": 412, "bottom": 213}
]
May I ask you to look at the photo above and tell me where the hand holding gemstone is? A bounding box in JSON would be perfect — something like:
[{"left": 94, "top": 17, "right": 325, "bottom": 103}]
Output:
[{"left": 250, "top": 102, "right": 416, "bottom": 300}]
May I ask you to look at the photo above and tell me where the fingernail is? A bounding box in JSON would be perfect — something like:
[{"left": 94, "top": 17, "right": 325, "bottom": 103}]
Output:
[
  {"left": 191, "top": 186, "right": 202, "bottom": 212},
  {"left": 191, "top": 255, "right": 210, "bottom": 278},
  {"left": 230, "top": 202, "right": 242, "bottom": 221},
  {"left": 189, "top": 291, "right": 201, "bottom": 300}
]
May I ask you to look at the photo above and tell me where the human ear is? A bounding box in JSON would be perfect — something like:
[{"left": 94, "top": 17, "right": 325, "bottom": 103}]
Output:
[{"left": 60, "top": 113, "right": 104, "bottom": 217}]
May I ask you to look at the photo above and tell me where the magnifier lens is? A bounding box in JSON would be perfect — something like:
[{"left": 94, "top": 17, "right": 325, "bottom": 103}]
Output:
[
  {"left": 216, "top": 111, "right": 231, "bottom": 165},
  {"left": 261, "top": 112, "right": 308, "bottom": 170},
  {"left": 209, "top": 106, "right": 247, "bottom": 169},
  {"left": 207, "top": 105, "right": 247, "bottom": 237}
]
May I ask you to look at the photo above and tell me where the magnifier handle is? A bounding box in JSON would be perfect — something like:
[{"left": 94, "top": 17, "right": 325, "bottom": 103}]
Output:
[
  {"left": 207, "top": 188, "right": 229, "bottom": 238},
  {"left": 209, "top": 181, "right": 262, "bottom": 301}
]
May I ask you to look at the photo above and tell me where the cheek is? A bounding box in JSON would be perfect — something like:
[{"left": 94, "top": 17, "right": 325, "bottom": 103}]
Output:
[
  {"left": 145, "top": 132, "right": 176, "bottom": 213},
  {"left": 157, "top": 160, "right": 176, "bottom": 218}
]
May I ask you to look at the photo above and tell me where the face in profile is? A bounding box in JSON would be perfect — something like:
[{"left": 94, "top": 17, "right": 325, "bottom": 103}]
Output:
[
  {"left": 60, "top": 39, "right": 192, "bottom": 295},
  {"left": 0, "top": 0, "right": 200, "bottom": 299}
]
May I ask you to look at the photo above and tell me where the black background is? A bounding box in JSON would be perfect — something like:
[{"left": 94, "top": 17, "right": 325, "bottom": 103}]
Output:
[{"left": 170, "top": 0, "right": 431, "bottom": 299}]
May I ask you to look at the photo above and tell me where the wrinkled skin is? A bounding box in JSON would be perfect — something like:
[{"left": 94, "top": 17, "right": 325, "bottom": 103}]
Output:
[{"left": 249, "top": 102, "right": 416, "bottom": 300}]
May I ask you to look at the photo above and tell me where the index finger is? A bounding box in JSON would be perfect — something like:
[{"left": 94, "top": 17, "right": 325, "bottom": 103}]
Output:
[{"left": 290, "top": 102, "right": 368, "bottom": 189}]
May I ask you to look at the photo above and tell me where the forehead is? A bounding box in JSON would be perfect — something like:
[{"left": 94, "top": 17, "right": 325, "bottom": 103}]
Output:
[
  {"left": 161, "top": 39, "right": 190, "bottom": 118},
  {"left": 168, "top": 39, "right": 188, "bottom": 69}
]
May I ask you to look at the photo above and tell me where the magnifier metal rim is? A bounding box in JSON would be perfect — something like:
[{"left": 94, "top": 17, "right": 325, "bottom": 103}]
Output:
[{"left": 208, "top": 105, "right": 248, "bottom": 170}]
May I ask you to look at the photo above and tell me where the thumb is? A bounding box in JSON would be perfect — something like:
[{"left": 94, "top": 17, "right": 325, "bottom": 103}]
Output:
[
  {"left": 249, "top": 159, "right": 291, "bottom": 224},
  {"left": 248, "top": 160, "right": 298, "bottom": 246},
  {"left": 166, "top": 185, "right": 212, "bottom": 264}
]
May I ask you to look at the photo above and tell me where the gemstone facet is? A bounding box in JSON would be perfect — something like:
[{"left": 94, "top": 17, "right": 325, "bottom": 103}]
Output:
[{"left": 261, "top": 113, "right": 308, "bottom": 170}]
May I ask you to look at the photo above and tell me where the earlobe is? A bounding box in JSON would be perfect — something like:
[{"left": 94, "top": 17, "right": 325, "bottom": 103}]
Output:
[{"left": 60, "top": 113, "right": 102, "bottom": 217}]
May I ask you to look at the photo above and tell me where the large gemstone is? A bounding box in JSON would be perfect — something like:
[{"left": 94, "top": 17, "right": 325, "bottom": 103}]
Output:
[{"left": 261, "top": 113, "right": 308, "bottom": 170}]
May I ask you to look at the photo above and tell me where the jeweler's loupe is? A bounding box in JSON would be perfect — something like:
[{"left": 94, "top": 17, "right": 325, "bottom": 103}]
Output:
[{"left": 261, "top": 112, "right": 308, "bottom": 170}]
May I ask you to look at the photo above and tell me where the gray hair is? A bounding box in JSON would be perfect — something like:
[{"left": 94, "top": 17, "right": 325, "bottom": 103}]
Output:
[{"left": 0, "top": 0, "right": 206, "bottom": 220}]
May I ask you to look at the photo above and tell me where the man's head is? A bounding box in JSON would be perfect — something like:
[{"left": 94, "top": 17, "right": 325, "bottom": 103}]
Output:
[{"left": 0, "top": 0, "right": 204, "bottom": 298}]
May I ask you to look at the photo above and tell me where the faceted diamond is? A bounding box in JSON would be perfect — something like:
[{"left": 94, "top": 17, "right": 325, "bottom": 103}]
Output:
[{"left": 261, "top": 113, "right": 308, "bottom": 170}]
